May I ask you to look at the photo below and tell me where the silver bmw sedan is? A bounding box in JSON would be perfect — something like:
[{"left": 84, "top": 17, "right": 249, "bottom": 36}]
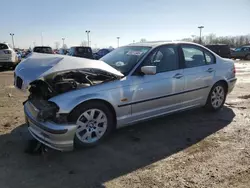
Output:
[{"left": 14, "top": 41, "right": 237, "bottom": 151}]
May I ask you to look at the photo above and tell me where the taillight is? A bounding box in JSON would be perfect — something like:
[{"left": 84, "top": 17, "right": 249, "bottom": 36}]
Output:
[
  {"left": 233, "top": 64, "right": 236, "bottom": 74},
  {"left": 3, "top": 50, "right": 11, "bottom": 54}
]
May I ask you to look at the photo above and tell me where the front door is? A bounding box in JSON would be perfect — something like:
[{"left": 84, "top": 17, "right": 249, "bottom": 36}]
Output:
[
  {"left": 129, "top": 44, "right": 184, "bottom": 122},
  {"left": 180, "top": 44, "right": 216, "bottom": 107}
]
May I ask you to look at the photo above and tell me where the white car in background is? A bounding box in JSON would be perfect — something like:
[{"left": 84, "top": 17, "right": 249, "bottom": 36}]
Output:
[{"left": 0, "top": 43, "right": 18, "bottom": 69}]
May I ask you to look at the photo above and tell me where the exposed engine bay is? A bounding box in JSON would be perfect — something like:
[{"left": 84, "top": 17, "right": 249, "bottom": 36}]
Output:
[{"left": 28, "top": 69, "right": 116, "bottom": 100}]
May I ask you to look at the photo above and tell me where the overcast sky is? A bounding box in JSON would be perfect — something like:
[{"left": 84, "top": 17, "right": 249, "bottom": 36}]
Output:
[{"left": 1, "top": 0, "right": 250, "bottom": 49}]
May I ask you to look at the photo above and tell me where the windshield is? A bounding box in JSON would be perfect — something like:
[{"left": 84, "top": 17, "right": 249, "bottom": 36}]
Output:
[
  {"left": 100, "top": 46, "right": 151, "bottom": 75},
  {"left": 33, "top": 47, "right": 53, "bottom": 54},
  {"left": 0, "top": 43, "right": 8, "bottom": 50},
  {"left": 234, "top": 48, "right": 242, "bottom": 52}
]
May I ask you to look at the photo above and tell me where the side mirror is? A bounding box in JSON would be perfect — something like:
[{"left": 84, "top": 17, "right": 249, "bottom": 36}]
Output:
[{"left": 141, "top": 66, "right": 156, "bottom": 75}]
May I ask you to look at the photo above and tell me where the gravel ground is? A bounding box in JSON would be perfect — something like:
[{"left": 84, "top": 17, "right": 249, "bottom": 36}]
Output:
[{"left": 0, "top": 61, "right": 250, "bottom": 188}]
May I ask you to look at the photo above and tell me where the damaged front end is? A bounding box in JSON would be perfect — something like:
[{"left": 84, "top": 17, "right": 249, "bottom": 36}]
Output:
[
  {"left": 15, "top": 53, "right": 123, "bottom": 151},
  {"left": 23, "top": 70, "right": 118, "bottom": 151},
  {"left": 26, "top": 69, "right": 116, "bottom": 123}
]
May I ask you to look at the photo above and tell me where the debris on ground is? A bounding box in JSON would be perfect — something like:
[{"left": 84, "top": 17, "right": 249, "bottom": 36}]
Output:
[{"left": 238, "top": 94, "right": 250, "bottom": 99}]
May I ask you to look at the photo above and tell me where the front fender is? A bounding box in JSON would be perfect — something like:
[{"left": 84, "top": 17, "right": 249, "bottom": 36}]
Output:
[{"left": 49, "top": 92, "right": 116, "bottom": 114}]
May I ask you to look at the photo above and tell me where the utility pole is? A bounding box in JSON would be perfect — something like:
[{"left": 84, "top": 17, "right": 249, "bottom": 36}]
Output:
[
  {"left": 41, "top": 32, "right": 44, "bottom": 46},
  {"left": 85, "top": 30, "right": 90, "bottom": 47},
  {"left": 117, "top": 37, "right": 120, "bottom": 47},
  {"left": 9, "top": 33, "right": 15, "bottom": 49},
  {"left": 198, "top": 26, "right": 204, "bottom": 44},
  {"left": 62, "top": 38, "right": 65, "bottom": 48}
]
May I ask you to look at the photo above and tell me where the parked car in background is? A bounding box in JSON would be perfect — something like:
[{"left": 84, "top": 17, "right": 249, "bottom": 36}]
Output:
[
  {"left": 231, "top": 45, "right": 250, "bottom": 60},
  {"left": 0, "top": 43, "right": 18, "bottom": 69},
  {"left": 53, "top": 50, "right": 59, "bottom": 54},
  {"left": 23, "top": 50, "right": 32, "bottom": 58},
  {"left": 205, "top": 44, "right": 231, "bottom": 58},
  {"left": 93, "top": 48, "right": 112, "bottom": 60},
  {"left": 68, "top": 46, "right": 93, "bottom": 59},
  {"left": 20, "top": 51, "right": 26, "bottom": 58},
  {"left": 59, "top": 48, "right": 68, "bottom": 55},
  {"left": 16, "top": 51, "right": 22, "bottom": 62},
  {"left": 33, "top": 46, "right": 53, "bottom": 54},
  {"left": 14, "top": 41, "right": 237, "bottom": 151}
]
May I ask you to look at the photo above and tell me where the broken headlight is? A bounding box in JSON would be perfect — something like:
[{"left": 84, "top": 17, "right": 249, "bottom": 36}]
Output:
[{"left": 37, "top": 102, "right": 59, "bottom": 122}]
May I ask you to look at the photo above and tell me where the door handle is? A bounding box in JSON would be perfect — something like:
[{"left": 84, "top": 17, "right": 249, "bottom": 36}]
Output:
[
  {"left": 206, "top": 68, "right": 214, "bottom": 73},
  {"left": 173, "top": 73, "right": 183, "bottom": 79}
]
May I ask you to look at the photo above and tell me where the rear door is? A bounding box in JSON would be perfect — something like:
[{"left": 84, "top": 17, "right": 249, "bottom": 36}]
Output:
[{"left": 180, "top": 44, "right": 216, "bottom": 107}]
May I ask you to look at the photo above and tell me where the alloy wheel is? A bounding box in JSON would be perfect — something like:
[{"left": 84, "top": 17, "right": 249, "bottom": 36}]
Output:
[
  {"left": 211, "top": 86, "right": 225, "bottom": 109},
  {"left": 76, "top": 109, "right": 108, "bottom": 144}
]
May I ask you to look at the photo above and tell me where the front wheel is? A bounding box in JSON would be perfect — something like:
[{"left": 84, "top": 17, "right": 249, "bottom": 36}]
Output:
[
  {"left": 205, "top": 83, "right": 227, "bottom": 111},
  {"left": 69, "top": 101, "right": 115, "bottom": 148}
]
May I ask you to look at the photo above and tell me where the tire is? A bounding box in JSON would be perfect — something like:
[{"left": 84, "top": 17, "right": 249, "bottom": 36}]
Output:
[
  {"left": 68, "top": 101, "right": 115, "bottom": 148},
  {"left": 245, "top": 54, "right": 250, "bottom": 60},
  {"left": 205, "top": 82, "right": 227, "bottom": 112},
  {"left": 11, "top": 64, "right": 17, "bottom": 70}
]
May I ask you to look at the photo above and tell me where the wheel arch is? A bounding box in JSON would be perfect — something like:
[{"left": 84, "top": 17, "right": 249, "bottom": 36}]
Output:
[
  {"left": 68, "top": 98, "right": 117, "bottom": 127},
  {"left": 213, "top": 80, "right": 228, "bottom": 94}
]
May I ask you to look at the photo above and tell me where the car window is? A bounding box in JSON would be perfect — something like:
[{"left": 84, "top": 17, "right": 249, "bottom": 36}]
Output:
[
  {"left": 181, "top": 45, "right": 214, "bottom": 68},
  {"left": 100, "top": 46, "right": 151, "bottom": 75},
  {"left": 243, "top": 47, "right": 250, "bottom": 51},
  {"left": 76, "top": 47, "right": 90, "bottom": 53},
  {"left": 0, "top": 44, "right": 8, "bottom": 50},
  {"left": 74, "top": 47, "right": 93, "bottom": 58},
  {"left": 219, "top": 46, "right": 230, "bottom": 54},
  {"left": 204, "top": 51, "right": 215, "bottom": 64},
  {"left": 143, "top": 45, "right": 179, "bottom": 73},
  {"left": 69, "top": 48, "right": 74, "bottom": 55},
  {"left": 33, "top": 47, "right": 53, "bottom": 54},
  {"left": 98, "top": 49, "right": 105, "bottom": 56}
]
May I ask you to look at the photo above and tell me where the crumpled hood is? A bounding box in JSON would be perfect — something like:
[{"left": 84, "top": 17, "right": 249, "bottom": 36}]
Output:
[{"left": 14, "top": 53, "right": 123, "bottom": 91}]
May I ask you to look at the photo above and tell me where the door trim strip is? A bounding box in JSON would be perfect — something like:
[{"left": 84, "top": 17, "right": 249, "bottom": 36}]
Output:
[{"left": 118, "top": 86, "right": 209, "bottom": 107}]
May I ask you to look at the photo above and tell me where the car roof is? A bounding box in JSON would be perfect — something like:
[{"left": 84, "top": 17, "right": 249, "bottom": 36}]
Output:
[
  {"left": 0, "top": 43, "right": 9, "bottom": 46},
  {"left": 127, "top": 41, "right": 204, "bottom": 48},
  {"left": 205, "top": 44, "right": 229, "bottom": 46},
  {"left": 242, "top": 45, "right": 250, "bottom": 48},
  {"left": 71, "top": 46, "right": 91, "bottom": 48},
  {"left": 34, "top": 46, "right": 52, "bottom": 48}
]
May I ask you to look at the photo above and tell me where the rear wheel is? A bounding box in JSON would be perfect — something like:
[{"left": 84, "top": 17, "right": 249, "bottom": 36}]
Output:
[
  {"left": 205, "top": 83, "right": 227, "bottom": 111},
  {"left": 69, "top": 101, "right": 115, "bottom": 148}
]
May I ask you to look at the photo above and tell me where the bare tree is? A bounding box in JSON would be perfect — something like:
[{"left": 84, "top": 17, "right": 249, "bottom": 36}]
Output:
[
  {"left": 182, "top": 33, "right": 250, "bottom": 47},
  {"left": 205, "top": 33, "right": 216, "bottom": 44},
  {"left": 140, "top": 38, "right": 147, "bottom": 43},
  {"left": 181, "top": 38, "right": 193, "bottom": 42}
]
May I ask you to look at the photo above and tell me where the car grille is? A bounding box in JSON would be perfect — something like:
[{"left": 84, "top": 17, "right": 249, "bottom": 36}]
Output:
[{"left": 16, "top": 76, "right": 23, "bottom": 89}]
